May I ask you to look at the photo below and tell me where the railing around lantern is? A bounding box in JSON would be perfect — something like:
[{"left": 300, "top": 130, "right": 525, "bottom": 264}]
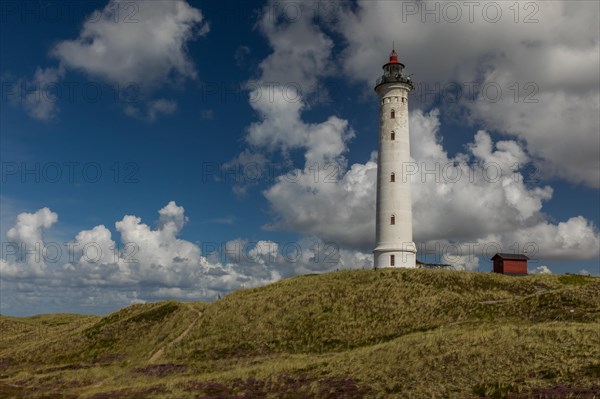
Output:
[{"left": 375, "top": 75, "right": 414, "bottom": 89}]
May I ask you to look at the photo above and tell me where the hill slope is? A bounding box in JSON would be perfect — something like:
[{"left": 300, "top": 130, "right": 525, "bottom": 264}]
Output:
[{"left": 1, "top": 269, "right": 599, "bottom": 398}]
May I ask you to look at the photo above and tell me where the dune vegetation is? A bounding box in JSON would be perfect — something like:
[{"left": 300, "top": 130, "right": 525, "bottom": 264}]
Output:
[{"left": 1, "top": 268, "right": 599, "bottom": 398}]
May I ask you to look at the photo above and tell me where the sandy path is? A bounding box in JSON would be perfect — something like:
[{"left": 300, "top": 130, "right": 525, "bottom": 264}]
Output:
[{"left": 148, "top": 305, "right": 203, "bottom": 364}]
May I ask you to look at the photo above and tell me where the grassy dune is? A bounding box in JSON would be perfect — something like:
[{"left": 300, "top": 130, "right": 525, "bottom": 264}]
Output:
[{"left": 1, "top": 269, "right": 599, "bottom": 398}]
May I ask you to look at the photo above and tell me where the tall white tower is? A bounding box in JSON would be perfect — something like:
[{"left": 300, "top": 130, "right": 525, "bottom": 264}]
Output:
[{"left": 373, "top": 49, "right": 417, "bottom": 268}]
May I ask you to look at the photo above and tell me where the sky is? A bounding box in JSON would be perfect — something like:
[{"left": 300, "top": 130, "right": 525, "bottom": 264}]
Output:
[{"left": 0, "top": 0, "right": 599, "bottom": 316}]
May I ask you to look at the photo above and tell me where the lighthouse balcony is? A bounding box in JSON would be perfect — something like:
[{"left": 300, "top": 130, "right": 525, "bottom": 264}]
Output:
[{"left": 375, "top": 75, "right": 414, "bottom": 89}]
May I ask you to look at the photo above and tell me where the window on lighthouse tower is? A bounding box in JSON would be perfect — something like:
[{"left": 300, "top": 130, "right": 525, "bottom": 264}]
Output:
[
  {"left": 391, "top": 109, "right": 395, "bottom": 119},
  {"left": 391, "top": 131, "right": 395, "bottom": 140},
  {"left": 390, "top": 214, "right": 396, "bottom": 225},
  {"left": 390, "top": 173, "right": 396, "bottom": 182}
]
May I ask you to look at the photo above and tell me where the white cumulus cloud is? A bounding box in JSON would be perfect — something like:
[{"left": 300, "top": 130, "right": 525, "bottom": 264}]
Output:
[
  {"left": 13, "top": 0, "right": 207, "bottom": 121},
  {"left": 530, "top": 265, "right": 553, "bottom": 275},
  {"left": 2, "top": 207, "right": 58, "bottom": 277},
  {"left": 52, "top": 0, "right": 208, "bottom": 87}
]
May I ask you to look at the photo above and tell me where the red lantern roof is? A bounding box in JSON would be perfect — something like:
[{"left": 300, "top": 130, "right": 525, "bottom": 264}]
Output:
[{"left": 383, "top": 48, "right": 404, "bottom": 69}]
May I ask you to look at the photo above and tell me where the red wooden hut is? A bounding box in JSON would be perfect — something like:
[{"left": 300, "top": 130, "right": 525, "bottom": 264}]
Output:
[{"left": 491, "top": 253, "right": 529, "bottom": 276}]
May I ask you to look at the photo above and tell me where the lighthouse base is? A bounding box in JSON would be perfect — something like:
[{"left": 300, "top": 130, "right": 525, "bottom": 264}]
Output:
[{"left": 373, "top": 246, "right": 417, "bottom": 269}]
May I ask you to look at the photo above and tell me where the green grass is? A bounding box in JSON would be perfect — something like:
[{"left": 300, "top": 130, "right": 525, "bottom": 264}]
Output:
[
  {"left": 1, "top": 268, "right": 599, "bottom": 398},
  {"left": 559, "top": 273, "right": 597, "bottom": 286}
]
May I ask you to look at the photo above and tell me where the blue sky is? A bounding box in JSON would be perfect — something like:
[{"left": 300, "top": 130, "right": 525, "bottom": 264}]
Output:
[{"left": 1, "top": 0, "right": 599, "bottom": 316}]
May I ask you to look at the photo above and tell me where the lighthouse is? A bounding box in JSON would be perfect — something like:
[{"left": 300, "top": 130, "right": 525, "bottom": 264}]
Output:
[{"left": 373, "top": 49, "right": 417, "bottom": 268}]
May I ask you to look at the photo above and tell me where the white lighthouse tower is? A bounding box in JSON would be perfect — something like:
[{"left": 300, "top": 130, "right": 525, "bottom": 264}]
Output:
[{"left": 373, "top": 49, "right": 417, "bottom": 268}]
